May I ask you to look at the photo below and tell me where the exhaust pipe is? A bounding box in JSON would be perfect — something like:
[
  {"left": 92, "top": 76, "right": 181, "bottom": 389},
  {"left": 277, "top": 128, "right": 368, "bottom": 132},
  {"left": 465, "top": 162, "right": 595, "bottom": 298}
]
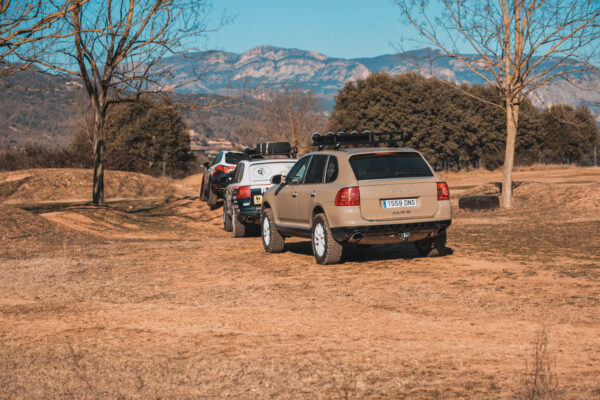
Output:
[{"left": 349, "top": 232, "right": 363, "bottom": 242}]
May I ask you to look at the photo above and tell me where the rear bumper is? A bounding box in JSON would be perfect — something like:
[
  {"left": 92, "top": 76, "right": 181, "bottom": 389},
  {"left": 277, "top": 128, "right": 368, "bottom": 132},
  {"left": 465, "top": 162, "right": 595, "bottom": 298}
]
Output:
[
  {"left": 238, "top": 209, "right": 260, "bottom": 223},
  {"left": 234, "top": 201, "right": 261, "bottom": 224},
  {"left": 331, "top": 219, "right": 451, "bottom": 245}
]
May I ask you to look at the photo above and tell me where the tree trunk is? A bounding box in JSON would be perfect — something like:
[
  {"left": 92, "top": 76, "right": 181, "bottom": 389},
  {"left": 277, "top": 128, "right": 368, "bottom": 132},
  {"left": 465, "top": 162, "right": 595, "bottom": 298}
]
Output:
[
  {"left": 92, "top": 109, "right": 105, "bottom": 205},
  {"left": 502, "top": 101, "right": 519, "bottom": 208}
]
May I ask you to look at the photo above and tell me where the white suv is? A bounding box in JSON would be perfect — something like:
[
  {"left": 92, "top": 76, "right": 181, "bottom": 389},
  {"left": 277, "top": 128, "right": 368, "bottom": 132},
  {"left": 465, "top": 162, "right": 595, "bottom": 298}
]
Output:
[{"left": 223, "top": 158, "right": 297, "bottom": 237}]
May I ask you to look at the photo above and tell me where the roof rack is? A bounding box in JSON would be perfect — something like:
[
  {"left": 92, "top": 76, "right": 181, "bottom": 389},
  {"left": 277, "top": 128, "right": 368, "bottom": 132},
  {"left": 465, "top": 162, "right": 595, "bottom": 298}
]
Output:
[
  {"left": 243, "top": 141, "right": 298, "bottom": 159},
  {"left": 311, "top": 131, "right": 404, "bottom": 150}
]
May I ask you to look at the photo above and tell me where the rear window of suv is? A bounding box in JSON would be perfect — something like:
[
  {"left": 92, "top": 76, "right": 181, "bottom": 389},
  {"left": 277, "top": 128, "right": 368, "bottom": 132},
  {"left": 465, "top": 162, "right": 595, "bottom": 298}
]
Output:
[
  {"left": 349, "top": 152, "right": 433, "bottom": 180},
  {"left": 225, "top": 152, "right": 244, "bottom": 165}
]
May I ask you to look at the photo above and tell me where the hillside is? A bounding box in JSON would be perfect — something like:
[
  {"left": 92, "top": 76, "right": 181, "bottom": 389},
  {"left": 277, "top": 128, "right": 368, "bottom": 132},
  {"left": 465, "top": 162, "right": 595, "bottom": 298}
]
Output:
[
  {"left": 161, "top": 46, "right": 600, "bottom": 116},
  {"left": 0, "top": 70, "right": 85, "bottom": 149},
  {"left": 1, "top": 45, "right": 599, "bottom": 150},
  {"left": 0, "top": 70, "right": 267, "bottom": 150}
]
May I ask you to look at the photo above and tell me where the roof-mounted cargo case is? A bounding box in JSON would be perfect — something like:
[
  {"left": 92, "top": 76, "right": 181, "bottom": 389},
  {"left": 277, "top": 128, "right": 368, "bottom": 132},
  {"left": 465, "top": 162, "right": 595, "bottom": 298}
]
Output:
[
  {"left": 311, "top": 131, "right": 406, "bottom": 150},
  {"left": 243, "top": 141, "right": 297, "bottom": 160}
]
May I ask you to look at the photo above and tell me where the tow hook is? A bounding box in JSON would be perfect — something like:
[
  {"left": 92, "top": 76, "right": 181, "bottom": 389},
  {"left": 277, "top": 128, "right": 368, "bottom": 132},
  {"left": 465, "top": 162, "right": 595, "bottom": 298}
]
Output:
[{"left": 398, "top": 232, "right": 411, "bottom": 241}]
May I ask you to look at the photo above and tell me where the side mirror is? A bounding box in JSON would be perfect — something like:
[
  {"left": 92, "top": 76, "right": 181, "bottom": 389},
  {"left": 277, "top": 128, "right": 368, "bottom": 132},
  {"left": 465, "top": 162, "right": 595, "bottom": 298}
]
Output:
[
  {"left": 203, "top": 162, "right": 210, "bottom": 169},
  {"left": 271, "top": 174, "right": 284, "bottom": 185},
  {"left": 218, "top": 175, "right": 230, "bottom": 186}
]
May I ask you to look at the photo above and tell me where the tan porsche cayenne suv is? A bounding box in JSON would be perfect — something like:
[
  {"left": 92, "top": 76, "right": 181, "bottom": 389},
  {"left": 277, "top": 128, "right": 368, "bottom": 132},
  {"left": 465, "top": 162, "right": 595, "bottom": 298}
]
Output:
[{"left": 260, "top": 143, "right": 452, "bottom": 264}]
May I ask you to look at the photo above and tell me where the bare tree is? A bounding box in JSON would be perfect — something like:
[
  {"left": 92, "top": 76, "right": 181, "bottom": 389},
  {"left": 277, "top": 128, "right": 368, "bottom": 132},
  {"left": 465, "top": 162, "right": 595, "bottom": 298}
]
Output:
[
  {"left": 395, "top": 0, "right": 600, "bottom": 207},
  {"left": 0, "top": 0, "right": 77, "bottom": 78},
  {"left": 261, "top": 84, "right": 325, "bottom": 149},
  {"left": 28, "top": 0, "right": 218, "bottom": 204}
]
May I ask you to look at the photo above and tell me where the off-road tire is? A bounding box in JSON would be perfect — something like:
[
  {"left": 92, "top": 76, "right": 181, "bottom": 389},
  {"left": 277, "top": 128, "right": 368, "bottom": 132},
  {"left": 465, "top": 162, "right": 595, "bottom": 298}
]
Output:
[
  {"left": 207, "top": 186, "right": 218, "bottom": 208},
  {"left": 200, "top": 179, "right": 208, "bottom": 201},
  {"left": 458, "top": 195, "right": 499, "bottom": 211},
  {"left": 223, "top": 201, "right": 233, "bottom": 232},
  {"left": 415, "top": 231, "right": 447, "bottom": 257},
  {"left": 262, "top": 208, "right": 285, "bottom": 253},
  {"left": 232, "top": 207, "right": 246, "bottom": 237},
  {"left": 311, "top": 213, "right": 343, "bottom": 265}
]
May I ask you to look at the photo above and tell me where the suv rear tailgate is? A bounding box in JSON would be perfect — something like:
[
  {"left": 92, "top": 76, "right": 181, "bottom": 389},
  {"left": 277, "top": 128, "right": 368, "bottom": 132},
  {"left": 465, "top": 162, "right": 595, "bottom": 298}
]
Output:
[{"left": 358, "top": 178, "right": 438, "bottom": 221}]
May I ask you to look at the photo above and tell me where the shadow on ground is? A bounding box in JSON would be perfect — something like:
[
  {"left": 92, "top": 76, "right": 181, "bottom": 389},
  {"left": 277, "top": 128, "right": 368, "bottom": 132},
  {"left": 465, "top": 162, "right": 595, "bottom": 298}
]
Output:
[{"left": 284, "top": 240, "right": 454, "bottom": 263}]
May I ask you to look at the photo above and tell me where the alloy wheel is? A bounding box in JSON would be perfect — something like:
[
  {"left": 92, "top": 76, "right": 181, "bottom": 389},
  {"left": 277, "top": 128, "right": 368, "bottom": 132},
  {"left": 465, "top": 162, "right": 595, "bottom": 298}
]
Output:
[
  {"left": 313, "top": 223, "right": 325, "bottom": 257},
  {"left": 263, "top": 216, "right": 271, "bottom": 246}
]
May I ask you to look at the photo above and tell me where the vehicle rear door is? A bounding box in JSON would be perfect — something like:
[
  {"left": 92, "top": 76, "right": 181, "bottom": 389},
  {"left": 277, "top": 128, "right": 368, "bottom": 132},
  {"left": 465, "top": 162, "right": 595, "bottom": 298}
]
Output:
[
  {"left": 275, "top": 156, "right": 311, "bottom": 225},
  {"left": 248, "top": 161, "right": 295, "bottom": 207},
  {"left": 295, "top": 154, "right": 328, "bottom": 227},
  {"left": 226, "top": 163, "right": 245, "bottom": 214},
  {"left": 350, "top": 152, "right": 439, "bottom": 221}
]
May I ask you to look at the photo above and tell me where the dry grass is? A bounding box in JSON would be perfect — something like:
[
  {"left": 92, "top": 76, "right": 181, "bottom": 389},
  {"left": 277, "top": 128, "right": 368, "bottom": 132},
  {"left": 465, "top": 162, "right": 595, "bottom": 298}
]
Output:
[
  {"left": 1, "top": 166, "right": 599, "bottom": 399},
  {"left": 523, "top": 327, "right": 559, "bottom": 400}
]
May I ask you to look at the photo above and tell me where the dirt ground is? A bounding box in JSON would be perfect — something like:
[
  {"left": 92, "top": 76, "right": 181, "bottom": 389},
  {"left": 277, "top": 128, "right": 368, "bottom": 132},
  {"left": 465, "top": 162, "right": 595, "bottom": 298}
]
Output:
[{"left": 1, "top": 166, "right": 599, "bottom": 399}]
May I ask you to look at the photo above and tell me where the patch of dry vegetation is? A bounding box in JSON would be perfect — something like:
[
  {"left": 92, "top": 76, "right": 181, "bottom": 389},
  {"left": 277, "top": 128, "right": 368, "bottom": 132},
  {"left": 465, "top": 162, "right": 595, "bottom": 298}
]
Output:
[{"left": 523, "top": 327, "right": 559, "bottom": 400}]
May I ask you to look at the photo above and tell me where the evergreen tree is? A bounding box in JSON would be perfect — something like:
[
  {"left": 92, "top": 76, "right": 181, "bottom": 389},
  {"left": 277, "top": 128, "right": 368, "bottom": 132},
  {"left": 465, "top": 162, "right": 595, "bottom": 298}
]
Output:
[
  {"left": 542, "top": 105, "right": 599, "bottom": 165},
  {"left": 328, "top": 72, "right": 546, "bottom": 170}
]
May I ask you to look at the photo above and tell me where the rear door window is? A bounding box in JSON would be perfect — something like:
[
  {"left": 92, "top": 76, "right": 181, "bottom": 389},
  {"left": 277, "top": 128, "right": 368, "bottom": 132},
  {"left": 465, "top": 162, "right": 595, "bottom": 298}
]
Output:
[
  {"left": 232, "top": 163, "right": 244, "bottom": 183},
  {"left": 325, "top": 156, "right": 338, "bottom": 183},
  {"left": 350, "top": 152, "right": 433, "bottom": 180},
  {"left": 286, "top": 156, "right": 311, "bottom": 185},
  {"left": 304, "top": 155, "right": 328, "bottom": 184}
]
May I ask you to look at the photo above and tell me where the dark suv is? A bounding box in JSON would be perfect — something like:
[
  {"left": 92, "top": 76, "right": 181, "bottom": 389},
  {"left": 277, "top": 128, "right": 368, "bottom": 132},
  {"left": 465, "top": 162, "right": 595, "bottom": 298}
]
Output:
[{"left": 200, "top": 150, "right": 244, "bottom": 207}]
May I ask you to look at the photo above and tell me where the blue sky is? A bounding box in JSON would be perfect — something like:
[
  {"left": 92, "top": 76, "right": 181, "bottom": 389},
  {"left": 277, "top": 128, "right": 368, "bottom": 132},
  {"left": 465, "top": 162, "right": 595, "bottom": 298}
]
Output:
[{"left": 206, "top": 0, "right": 420, "bottom": 59}]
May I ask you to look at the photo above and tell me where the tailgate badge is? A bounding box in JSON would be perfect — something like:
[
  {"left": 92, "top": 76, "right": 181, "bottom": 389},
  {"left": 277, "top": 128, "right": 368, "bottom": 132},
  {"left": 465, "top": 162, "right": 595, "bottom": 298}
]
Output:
[{"left": 399, "top": 232, "right": 411, "bottom": 241}]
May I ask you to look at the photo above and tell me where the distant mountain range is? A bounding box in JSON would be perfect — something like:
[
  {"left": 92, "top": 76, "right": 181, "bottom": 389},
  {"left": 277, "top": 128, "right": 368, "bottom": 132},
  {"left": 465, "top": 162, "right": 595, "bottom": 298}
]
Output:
[
  {"left": 162, "top": 45, "right": 600, "bottom": 116},
  {"left": 1, "top": 45, "right": 598, "bottom": 150}
]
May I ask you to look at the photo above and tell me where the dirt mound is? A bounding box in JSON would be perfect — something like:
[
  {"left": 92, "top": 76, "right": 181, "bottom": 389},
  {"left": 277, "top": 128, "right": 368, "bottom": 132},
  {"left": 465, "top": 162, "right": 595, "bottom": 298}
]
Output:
[
  {"left": 514, "top": 182, "right": 600, "bottom": 213},
  {"left": 454, "top": 181, "right": 600, "bottom": 213},
  {"left": 178, "top": 173, "right": 203, "bottom": 188},
  {"left": 0, "top": 169, "right": 173, "bottom": 203},
  {"left": 0, "top": 204, "right": 95, "bottom": 258},
  {"left": 158, "top": 196, "right": 223, "bottom": 225},
  {"left": 453, "top": 183, "right": 500, "bottom": 199},
  {"left": 170, "top": 174, "right": 203, "bottom": 198},
  {"left": 0, "top": 205, "right": 59, "bottom": 240},
  {"left": 42, "top": 197, "right": 223, "bottom": 240}
]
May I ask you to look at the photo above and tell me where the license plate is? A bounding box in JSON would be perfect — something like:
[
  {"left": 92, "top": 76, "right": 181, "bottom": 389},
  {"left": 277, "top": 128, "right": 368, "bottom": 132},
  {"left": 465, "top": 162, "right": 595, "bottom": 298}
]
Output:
[
  {"left": 253, "top": 195, "right": 263, "bottom": 205},
  {"left": 382, "top": 198, "right": 417, "bottom": 208}
]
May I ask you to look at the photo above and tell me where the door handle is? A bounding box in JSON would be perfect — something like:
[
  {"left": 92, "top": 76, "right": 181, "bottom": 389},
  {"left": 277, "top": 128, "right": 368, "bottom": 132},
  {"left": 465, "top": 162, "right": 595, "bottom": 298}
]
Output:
[
  {"left": 292, "top": 192, "right": 297, "bottom": 198},
  {"left": 310, "top": 192, "right": 316, "bottom": 198}
]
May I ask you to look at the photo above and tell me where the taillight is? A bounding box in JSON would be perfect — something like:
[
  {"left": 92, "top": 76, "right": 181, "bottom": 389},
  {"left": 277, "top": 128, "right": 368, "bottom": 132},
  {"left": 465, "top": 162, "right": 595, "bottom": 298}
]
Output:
[
  {"left": 437, "top": 182, "right": 450, "bottom": 201},
  {"left": 237, "top": 186, "right": 251, "bottom": 199},
  {"left": 335, "top": 187, "right": 360, "bottom": 206}
]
